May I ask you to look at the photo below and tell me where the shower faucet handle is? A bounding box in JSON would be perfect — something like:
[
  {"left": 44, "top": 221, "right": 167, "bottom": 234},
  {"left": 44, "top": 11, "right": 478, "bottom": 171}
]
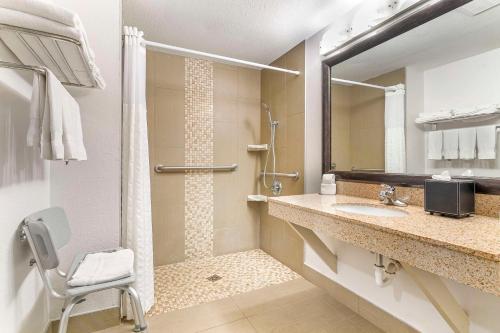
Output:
[{"left": 271, "top": 180, "right": 282, "bottom": 196}]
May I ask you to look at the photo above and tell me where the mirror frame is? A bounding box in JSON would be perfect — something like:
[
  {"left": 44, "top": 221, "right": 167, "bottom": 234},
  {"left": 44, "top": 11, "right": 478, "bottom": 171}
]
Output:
[{"left": 322, "top": 0, "right": 500, "bottom": 195}]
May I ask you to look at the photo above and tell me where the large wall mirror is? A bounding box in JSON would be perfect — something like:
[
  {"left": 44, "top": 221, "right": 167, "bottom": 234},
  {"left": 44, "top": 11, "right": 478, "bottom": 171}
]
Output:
[{"left": 322, "top": 0, "right": 500, "bottom": 193}]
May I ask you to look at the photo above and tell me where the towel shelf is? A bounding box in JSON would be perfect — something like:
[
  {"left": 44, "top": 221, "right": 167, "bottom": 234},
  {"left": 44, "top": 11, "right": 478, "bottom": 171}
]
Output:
[
  {"left": 0, "top": 23, "right": 99, "bottom": 88},
  {"left": 155, "top": 164, "right": 238, "bottom": 173}
]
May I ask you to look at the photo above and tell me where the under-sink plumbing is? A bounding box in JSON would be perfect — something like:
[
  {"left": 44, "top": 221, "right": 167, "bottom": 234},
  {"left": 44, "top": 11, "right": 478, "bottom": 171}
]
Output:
[{"left": 374, "top": 253, "right": 401, "bottom": 287}]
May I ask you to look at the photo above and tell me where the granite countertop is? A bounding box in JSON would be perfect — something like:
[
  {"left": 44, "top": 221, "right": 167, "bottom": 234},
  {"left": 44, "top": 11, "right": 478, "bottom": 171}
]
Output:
[{"left": 269, "top": 194, "right": 500, "bottom": 262}]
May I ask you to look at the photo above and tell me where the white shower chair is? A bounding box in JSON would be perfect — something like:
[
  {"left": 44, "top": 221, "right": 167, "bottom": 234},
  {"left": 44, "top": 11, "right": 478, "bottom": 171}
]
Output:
[{"left": 19, "top": 207, "right": 148, "bottom": 333}]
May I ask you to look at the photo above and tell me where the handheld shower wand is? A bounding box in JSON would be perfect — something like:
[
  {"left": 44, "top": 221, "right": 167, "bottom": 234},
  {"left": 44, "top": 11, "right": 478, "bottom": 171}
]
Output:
[{"left": 262, "top": 103, "right": 282, "bottom": 195}]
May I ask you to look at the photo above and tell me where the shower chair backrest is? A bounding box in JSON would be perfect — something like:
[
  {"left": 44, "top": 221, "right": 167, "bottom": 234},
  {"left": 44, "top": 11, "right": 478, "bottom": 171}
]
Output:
[{"left": 23, "top": 207, "right": 71, "bottom": 270}]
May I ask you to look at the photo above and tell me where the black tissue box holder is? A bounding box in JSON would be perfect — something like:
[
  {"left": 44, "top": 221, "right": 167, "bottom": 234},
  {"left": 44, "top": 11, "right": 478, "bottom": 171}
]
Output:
[{"left": 424, "top": 179, "right": 475, "bottom": 218}]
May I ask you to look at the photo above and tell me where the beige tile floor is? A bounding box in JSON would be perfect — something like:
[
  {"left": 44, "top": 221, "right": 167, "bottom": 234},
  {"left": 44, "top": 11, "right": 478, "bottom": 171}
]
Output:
[
  {"left": 149, "top": 250, "right": 300, "bottom": 316},
  {"left": 95, "top": 278, "right": 384, "bottom": 333}
]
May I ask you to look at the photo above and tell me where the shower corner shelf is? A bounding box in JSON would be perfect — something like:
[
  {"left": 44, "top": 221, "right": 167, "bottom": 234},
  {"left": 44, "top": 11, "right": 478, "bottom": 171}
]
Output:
[
  {"left": 247, "top": 194, "right": 267, "bottom": 202},
  {"left": 247, "top": 144, "right": 268, "bottom": 152}
]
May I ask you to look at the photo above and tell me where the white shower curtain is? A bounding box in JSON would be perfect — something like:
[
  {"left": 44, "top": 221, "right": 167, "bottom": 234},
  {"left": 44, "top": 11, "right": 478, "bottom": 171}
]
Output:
[
  {"left": 385, "top": 84, "right": 406, "bottom": 173},
  {"left": 122, "top": 26, "right": 154, "bottom": 316}
]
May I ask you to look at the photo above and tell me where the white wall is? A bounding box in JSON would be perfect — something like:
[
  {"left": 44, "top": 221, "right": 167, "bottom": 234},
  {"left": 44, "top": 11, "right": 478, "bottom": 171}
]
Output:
[
  {"left": 47, "top": 0, "right": 123, "bottom": 318},
  {"left": 423, "top": 47, "right": 500, "bottom": 177},
  {"left": 304, "top": 29, "right": 325, "bottom": 194},
  {"left": 0, "top": 70, "right": 51, "bottom": 333}
]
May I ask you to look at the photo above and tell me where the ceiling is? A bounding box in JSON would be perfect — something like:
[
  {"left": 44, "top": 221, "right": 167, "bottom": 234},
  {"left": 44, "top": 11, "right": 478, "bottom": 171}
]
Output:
[
  {"left": 122, "top": 0, "right": 363, "bottom": 64},
  {"left": 332, "top": 3, "right": 500, "bottom": 82}
]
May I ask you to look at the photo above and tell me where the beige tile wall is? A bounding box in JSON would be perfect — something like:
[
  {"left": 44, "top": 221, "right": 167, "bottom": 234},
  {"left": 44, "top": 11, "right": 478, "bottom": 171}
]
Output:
[
  {"left": 213, "top": 63, "right": 261, "bottom": 256},
  {"left": 147, "top": 52, "right": 186, "bottom": 266},
  {"left": 331, "top": 69, "right": 405, "bottom": 172},
  {"left": 331, "top": 84, "right": 352, "bottom": 171},
  {"left": 147, "top": 52, "right": 261, "bottom": 266},
  {"left": 260, "top": 42, "right": 305, "bottom": 274}
]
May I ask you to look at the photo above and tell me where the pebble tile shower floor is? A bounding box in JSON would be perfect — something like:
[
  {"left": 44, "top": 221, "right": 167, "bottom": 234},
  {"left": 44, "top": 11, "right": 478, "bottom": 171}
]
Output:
[{"left": 148, "top": 249, "right": 301, "bottom": 316}]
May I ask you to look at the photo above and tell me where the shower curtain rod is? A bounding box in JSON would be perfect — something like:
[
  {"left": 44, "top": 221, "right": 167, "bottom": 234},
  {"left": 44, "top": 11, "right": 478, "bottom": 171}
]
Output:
[
  {"left": 331, "top": 77, "right": 396, "bottom": 92},
  {"left": 143, "top": 40, "right": 301, "bottom": 75}
]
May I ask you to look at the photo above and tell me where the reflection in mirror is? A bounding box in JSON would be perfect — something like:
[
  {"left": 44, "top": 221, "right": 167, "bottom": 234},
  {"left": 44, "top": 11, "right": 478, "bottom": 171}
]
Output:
[
  {"left": 331, "top": 69, "right": 406, "bottom": 173},
  {"left": 329, "top": 2, "right": 500, "bottom": 177}
]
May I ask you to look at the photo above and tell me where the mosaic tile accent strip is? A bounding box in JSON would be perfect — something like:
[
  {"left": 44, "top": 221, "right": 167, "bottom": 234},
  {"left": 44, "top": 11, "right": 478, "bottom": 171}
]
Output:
[
  {"left": 148, "top": 249, "right": 300, "bottom": 316},
  {"left": 184, "top": 58, "right": 214, "bottom": 259}
]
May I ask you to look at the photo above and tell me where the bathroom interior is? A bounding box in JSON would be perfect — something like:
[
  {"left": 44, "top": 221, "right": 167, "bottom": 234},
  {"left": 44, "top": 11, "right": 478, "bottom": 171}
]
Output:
[{"left": 1, "top": 1, "right": 499, "bottom": 333}]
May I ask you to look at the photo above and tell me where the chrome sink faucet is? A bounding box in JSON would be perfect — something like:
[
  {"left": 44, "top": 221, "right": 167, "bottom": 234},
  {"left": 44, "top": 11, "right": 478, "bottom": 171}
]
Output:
[{"left": 379, "top": 184, "right": 408, "bottom": 207}]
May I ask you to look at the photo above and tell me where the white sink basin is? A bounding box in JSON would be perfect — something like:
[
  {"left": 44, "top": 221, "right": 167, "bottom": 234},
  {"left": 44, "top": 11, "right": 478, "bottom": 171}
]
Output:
[{"left": 332, "top": 204, "right": 408, "bottom": 217}]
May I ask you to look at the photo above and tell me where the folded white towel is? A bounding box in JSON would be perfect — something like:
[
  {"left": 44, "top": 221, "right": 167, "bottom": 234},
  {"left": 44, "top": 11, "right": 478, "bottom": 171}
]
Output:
[
  {"left": 432, "top": 170, "right": 451, "bottom": 181},
  {"left": 476, "top": 125, "right": 497, "bottom": 159},
  {"left": 67, "top": 249, "right": 134, "bottom": 287},
  {"left": 27, "top": 72, "right": 45, "bottom": 147},
  {"left": 61, "top": 88, "right": 87, "bottom": 160},
  {"left": 443, "top": 129, "right": 459, "bottom": 159},
  {"left": 427, "top": 131, "right": 443, "bottom": 160},
  {"left": 458, "top": 127, "right": 476, "bottom": 160},
  {"left": 43, "top": 69, "right": 87, "bottom": 160},
  {"left": 415, "top": 111, "right": 452, "bottom": 124},
  {"left": 415, "top": 104, "right": 500, "bottom": 124},
  {"left": 0, "top": 0, "right": 76, "bottom": 26},
  {"left": 454, "top": 104, "right": 500, "bottom": 117}
]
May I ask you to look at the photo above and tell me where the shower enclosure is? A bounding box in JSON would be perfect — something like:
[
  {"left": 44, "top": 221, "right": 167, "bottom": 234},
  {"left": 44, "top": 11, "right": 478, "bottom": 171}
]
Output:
[{"left": 144, "top": 50, "right": 300, "bottom": 315}]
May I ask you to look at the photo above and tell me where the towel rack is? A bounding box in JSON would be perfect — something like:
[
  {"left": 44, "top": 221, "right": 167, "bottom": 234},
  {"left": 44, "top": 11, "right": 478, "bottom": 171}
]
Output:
[
  {"left": 154, "top": 164, "right": 238, "bottom": 173},
  {"left": 0, "top": 23, "right": 99, "bottom": 88}
]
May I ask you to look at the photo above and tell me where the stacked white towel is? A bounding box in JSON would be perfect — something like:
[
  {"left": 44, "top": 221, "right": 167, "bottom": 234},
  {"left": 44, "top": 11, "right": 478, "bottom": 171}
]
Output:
[
  {"left": 415, "top": 104, "right": 500, "bottom": 124},
  {"left": 476, "top": 125, "right": 497, "bottom": 160},
  {"left": 443, "top": 129, "right": 459, "bottom": 159},
  {"left": 416, "top": 111, "right": 453, "bottom": 124},
  {"left": 28, "top": 69, "right": 87, "bottom": 161},
  {"left": 453, "top": 104, "right": 500, "bottom": 118},
  {"left": 0, "top": 0, "right": 105, "bottom": 88},
  {"left": 67, "top": 249, "right": 134, "bottom": 287}
]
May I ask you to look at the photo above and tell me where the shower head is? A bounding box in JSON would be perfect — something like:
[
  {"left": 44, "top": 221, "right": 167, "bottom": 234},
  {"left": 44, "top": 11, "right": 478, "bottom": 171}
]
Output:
[{"left": 261, "top": 102, "right": 275, "bottom": 127}]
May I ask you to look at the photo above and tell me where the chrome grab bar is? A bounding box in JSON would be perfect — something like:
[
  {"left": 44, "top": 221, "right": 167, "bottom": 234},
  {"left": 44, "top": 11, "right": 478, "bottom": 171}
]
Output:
[
  {"left": 155, "top": 164, "right": 238, "bottom": 173},
  {"left": 260, "top": 171, "right": 300, "bottom": 180}
]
